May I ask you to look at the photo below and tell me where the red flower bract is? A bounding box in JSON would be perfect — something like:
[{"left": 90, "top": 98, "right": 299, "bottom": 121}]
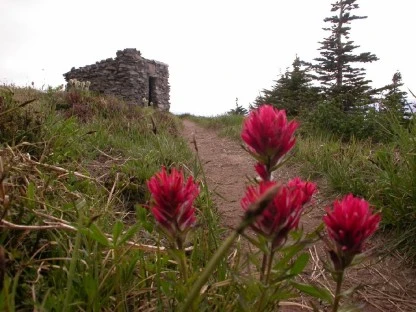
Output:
[
  {"left": 241, "top": 178, "right": 316, "bottom": 249},
  {"left": 254, "top": 163, "right": 269, "bottom": 181},
  {"left": 241, "top": 105, "right": 298, "bottom": 170},
  {"left": 287, "top": 177, "right": 317, "bottom": 206},
  {"left": 323, "top": 194, "right": 381, "bottom": 254},
  {"left": 147, "top": 167, "right": 199, "bottom": 240}
]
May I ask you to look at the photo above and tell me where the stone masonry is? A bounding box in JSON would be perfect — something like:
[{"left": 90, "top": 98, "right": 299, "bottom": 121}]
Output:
[{"left": 63, "top": 48, "right": 170, "bottom": 111}]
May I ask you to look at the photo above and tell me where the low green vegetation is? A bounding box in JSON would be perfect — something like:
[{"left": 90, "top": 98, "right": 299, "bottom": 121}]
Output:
[
  {"left": 190, "top": 109, "right": 416, "bottom": 260},
  {"left": 184, "top": 114, "right": 244, "bottom": 141},
  {"left": 294, "top": 114, "right": 416, "bottom": 258},
  {"left": 0, "top": 86, "right": 223, "bottom": 310},
  {"left": 1, "top": 0, "right": 414, "bottom": 308},
  {"left": 2, "top": 84, "right": 413, "bottom": 310}
]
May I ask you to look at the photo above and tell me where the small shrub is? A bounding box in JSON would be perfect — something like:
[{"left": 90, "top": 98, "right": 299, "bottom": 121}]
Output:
[{"left": 301, "top": 101, "right": 386, "bottom": 142}]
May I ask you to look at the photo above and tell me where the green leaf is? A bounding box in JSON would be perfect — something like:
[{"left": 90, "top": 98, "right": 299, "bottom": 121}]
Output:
[
  {"left": 291, "top": 282, "right": 333, "bottom": 304},
  {"left": 80, "top": 224, "right": 110, "bottom": 247},
  {"left": 135, "top": 205, "right": 147, "bottom": 221},
  {"left": 26, "top": 182, "right": 36, "bottom": 209},
  {"left": 274, "top": 242, "right": 306, "bottom": 270},
  {"left": 290, "top": 253, "right": 309, "bottom": 275},
  {"left": 83, "top": 274, "right": 98, "bottom": 301},
  {"left": 119, "top": 224, "right": 140, "bottom": 245},
  {"left": 112, "top": 221, "right": 123, "bottom": 246},
  {"left": 136, "top": 205, "right": 154, "bottom": 233}
]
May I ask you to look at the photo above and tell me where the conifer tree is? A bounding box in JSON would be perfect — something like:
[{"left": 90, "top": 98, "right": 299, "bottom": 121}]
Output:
[
  {"left": 228, "top": 98, "right": 248, "bottom": 115},
  {"left": 312, "top": 0, "right": 378, "bottom": 111},
  {"left": 252, "top": 56, "right": 320, "bottom": 116},
  {"left": 382, "top": 71, "right": 410, "bottom": 120}
]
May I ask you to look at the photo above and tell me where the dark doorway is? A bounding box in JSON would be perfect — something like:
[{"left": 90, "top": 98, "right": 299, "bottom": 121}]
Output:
[{"left": 148, "top": 77, "right": 156, "bottom": 106}]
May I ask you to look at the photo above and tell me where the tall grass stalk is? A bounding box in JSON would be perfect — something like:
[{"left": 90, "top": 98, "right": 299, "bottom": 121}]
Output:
[
  {"left": 62, "top": 220, "right": 83, "bottom": 312},
  {"left": 181, "top": 185, "right": 280, "bottom": 312},
  {"left": 294, "top": 111, "right": 416, "bottom": 256}
]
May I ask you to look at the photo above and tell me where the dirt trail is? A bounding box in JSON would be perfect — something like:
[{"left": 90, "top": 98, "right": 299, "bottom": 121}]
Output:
[
  {"left": 181, "top": 119, "right": 416, "bottom": 311},
  {"left": 181, "top": 119, "right": 301, "bottom": 230}
]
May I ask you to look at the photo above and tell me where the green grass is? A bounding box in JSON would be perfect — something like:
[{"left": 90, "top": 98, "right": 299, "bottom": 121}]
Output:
[
  {"left": 0, "top": 86, "right": 223, "bottom": 311},
  {"left": 1, "top": 88, "right": 321, "bottom": 311},
  {"left": 293, "top": 116, "right": 416, "bottom": 259},
  {"left": 184, "top": 114, "right": 244, "bottom": 141},
  {"left": 187, "top": 110, "right": 416, "bottom": 260},
  {"left": 2, "top": 87, "right": 415, "bottom": 310}
]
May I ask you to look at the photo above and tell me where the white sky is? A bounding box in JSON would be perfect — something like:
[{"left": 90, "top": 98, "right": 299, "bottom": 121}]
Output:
[{"left": 1, "top": 0, "right": 414, "bottom": 116}]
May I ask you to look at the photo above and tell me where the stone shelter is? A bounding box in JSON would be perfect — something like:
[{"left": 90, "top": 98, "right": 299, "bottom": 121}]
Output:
[{"left": 63, "top": 48, "right": 170, "bottom": 111}]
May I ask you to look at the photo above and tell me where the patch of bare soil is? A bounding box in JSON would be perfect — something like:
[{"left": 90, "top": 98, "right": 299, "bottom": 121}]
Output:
[{"left": 181, "top": 119, "right": 416, "bottom": 311}]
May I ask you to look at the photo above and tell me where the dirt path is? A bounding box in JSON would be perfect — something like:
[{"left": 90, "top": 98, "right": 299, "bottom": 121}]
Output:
[
  {"left": 181, "top": 119, "right": 416, "bottom": 311},
  {"left": 181, "top": 119, "right": 301, "bottom": 230}
]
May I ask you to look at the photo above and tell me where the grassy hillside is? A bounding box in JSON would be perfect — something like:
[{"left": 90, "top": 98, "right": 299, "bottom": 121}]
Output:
[
  {"left": 1, "top": 87, "right": 414, "bottom": 310},
  {"left": 0, "top": 86, "right": 221, "bottom": 311}
]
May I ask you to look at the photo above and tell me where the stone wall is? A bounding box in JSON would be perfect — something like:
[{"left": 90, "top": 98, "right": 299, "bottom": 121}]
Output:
[{"left": 63, "top": 48, "right": 170, "bottom": 111}]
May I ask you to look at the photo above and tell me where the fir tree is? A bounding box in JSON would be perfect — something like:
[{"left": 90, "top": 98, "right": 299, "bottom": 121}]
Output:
[
  {"left": 381, "top": 71, "right": 410, "bottom": 120},
  {"left": 250, "top": 94, "right": 266, "bottom": 110},
  {"left": 312, "top": 0, "right": 378, "bottom": 111},
  {"left": 228, "top": 98, "right": 248, "bottom": 115},
  {"left": 252, "top": 56, "right": 320, "bottom": 116}
]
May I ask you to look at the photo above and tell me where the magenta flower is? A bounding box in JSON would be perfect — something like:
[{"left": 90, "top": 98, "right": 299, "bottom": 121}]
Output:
[
  {"left": 147, "top": 167, "right": 199, "bottom": 244},
  {"left": 254, "top": 163, "right": 269, "bottom": 181},
  {"left": 242, "top": 105, "right": 298, "bottom": 178},
  {"left": 323, "top": 194, "right": 381, "bottom": 267},
  {"left": 241, "top": 178, "right": 316, "bottom": 250},
  {"left": 287, "top": 177, "right": 317, "bottom": 205}
]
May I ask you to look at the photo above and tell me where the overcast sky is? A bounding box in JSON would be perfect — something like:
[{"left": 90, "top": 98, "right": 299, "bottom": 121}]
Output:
[{"left": 1, "top": 0, "right": 414, "bottom": 116}]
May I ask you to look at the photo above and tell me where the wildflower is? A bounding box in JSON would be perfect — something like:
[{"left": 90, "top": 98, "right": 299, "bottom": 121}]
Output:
[
  {"left": 241, "top": 178, "right": 316, "bottom": 250},
  {"left": 287, "top": 177, "right": 317, "bottom": 205},
  {"left": 241, "top": 105, "right": 298, "bottom": 179},
  {"left": 254, "top": 163, "right": 268, "bottom": 181},
  {"left": 323, "top": 194, "right": 381, "bottom": 268},
  {"left": 147, "top": 167, "right": 199, "bottom": 245}
]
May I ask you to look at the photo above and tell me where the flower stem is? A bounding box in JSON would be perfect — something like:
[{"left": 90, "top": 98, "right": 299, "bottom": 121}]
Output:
[
  {"left": 175, "top": 237, "right": 188, "bottom": 283},
  {"left": 181, "top": 230, "right": 239, "bottom": 312},
  {"left": 260, "top": 249, "right": 274, "bottom": 284},
  {"left": 180, "top": 184, "right": 280, "bottom": 312},
  {"left": 332, "top": 269, "right": 345, "bottom": 312},
  {"left": 258, "top": 249, "right": 275, "bottom": 309},
  {"left": 260, "top": 252, "right": 268, "bottom": 282},
  {"left": 178, "top": 249, "right": 188, "bottom": 283},
  {"left": 265, "top": 250, "right": 275, "bottom": 284}
]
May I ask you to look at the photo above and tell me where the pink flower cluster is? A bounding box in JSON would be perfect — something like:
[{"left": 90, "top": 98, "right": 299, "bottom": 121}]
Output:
[
  {"left": 242, "top": 105, "right": 298, "bottom": 180},
  {"left": 240, "top": 104, "right": 381, "bottom": 258},
  {"left": 241, "top": 178, "right": 316, "bottom": 249},
  {"left": 324, "top": 194, "right": 381, "bottom": 255},
  {"left": 147, "top": 167, "right": 199, "bottom": 241},
  {"left": 146, "top": 104, "right": 381, "bottom": 265}
]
